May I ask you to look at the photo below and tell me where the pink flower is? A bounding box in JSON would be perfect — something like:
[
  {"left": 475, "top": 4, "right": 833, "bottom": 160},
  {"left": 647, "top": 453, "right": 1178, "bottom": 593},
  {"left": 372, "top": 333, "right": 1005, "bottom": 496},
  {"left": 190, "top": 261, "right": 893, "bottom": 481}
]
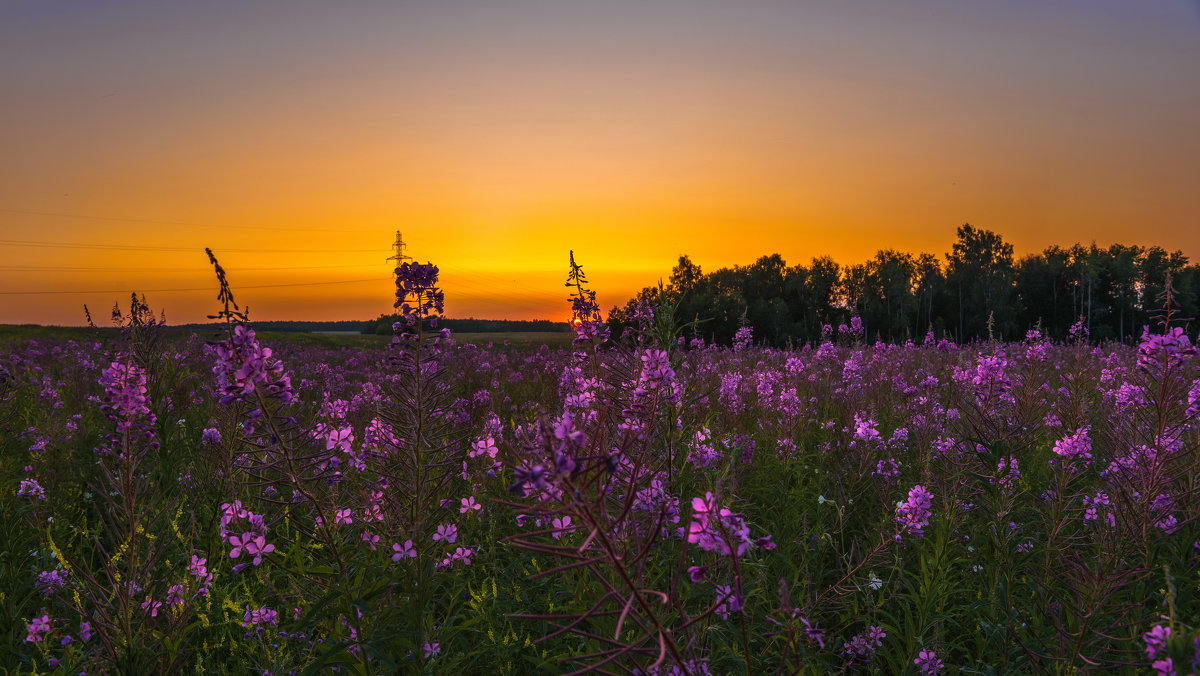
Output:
[
  {"left": 230, "top": 532, "right": 276, "bottom": 566},
  {"left": 141, "top": 596, "right": 163, "bottom": 617},
  {"left": 914, "top": 649, "right": 944, "bottom": 675},
  {"left": 25, "top": 614, "right": 51, "bottom": 642},
  {"left": 469, "top": 437, "right": 498, "bottom": 458},
  {"left": 551, "top": 515, "right": 574, "bottom": 539},
  {"left": 392, "top": 540, "right": 417, "bottom": 561},
  {"left": 460, "top": 496, "right": 481, "bottom": 513},
  {"left": 433, "top": 523, "right": 457, "bottom": 544},
  {"left": 334, "top": 508, "right": 353, "bottom": 526}
]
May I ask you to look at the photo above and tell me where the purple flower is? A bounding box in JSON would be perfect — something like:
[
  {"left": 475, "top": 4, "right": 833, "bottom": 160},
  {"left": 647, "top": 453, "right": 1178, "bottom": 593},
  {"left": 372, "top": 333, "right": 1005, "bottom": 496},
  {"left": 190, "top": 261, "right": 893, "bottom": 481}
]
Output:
[
  {"left": 433, "top": 523, "right": 458, "bottom": 544},
  {"left": 551, "top": 515, "right": 574, "bottom": 540},
  {"left": 914, "top": 649, "right": 945, "bottom": 675},
  {"left": 685, "top": 492, "right": 753, "bottom": 557},
  {"left": 841, "top": 626, "right": 886, "bottom": 667},
  {"left": 243, "top": 605, "right": 279, "bottom": 628},
  {"left": 1144, "top": 624, "right": 1171, "bottom": 659},
  {"left": 36, "top": 569, "right": 67, "bottom": 597},
  {"left": 392, "top": 539, "right": 417, "bottom": 561},
  {"left": 201, "top": 427, "right": 221, "bottom": 445},
  {"left": 895, "top": 484, "right": 934, "bottom": 538},
  {"left": 1051, "top": 427, "right": 1093, "bottom": 471},
  {"left": 25, "top": 614, "right": 51, "bottom": 642},
  {"left": 713, "top": 584, "right": 743, "bottom": 619},
  {"left": 17, "top": 478, "right": 45, "bottom": 500}
]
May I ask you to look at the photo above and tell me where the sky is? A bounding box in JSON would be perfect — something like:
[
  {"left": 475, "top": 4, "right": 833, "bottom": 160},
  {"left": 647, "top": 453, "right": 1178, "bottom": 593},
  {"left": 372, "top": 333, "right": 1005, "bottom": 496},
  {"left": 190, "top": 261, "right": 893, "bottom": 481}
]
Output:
[{"left": 2, "top": 0, "right": 1198, "bottom": 325}]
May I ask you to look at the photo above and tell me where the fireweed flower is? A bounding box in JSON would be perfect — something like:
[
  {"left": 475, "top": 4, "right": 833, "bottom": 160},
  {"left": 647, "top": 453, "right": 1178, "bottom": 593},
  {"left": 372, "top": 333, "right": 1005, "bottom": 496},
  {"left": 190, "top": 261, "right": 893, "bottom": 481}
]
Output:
[
  {"left": 685, "top": 492, "right": 753, "bottom": 557},
  {"left": 686, "top": 565, "right": 709, "bottom": 582},
  {"left": 36, "top": 569, "right": 68, "bottom": 597},
  {"left": 436, "top": 547, "right": 476, "bottom": 570},
  {"left": 551, "top": 515, "right": 574, "bottom": 539},
  {"left": 713, "top": 584, "right": 743, "bottom": 619},
  {"left": 200, "top": 427, "right": 221, "bottom": 445},
  {"left": 25, "top": 614, "right": 51, "bottom": 642},
  {"left": 733, "top": 325, "right": 754, "bottom": 352},
  {"left": 99, "top": 360, "right": 153, "bottom": 425},
  {"left": 1144, "top": 624, "right": 1170, "bottom": 659},
  {"left": 1186, "top": 379, "right": 1200, "bottom": 420},
  {"left": 914, "top": 649, "right": 945, "bottom": 675},
  {"left": 360, "top": 531, "right": 380, "bottom": 550},
  {"left": 469, "top": 436, "right": 498, "bottom": 458},
  {"left": 394, "top": 261, "right": 445, "bottom": 320},
  {"left": 460, "top": 496, "right": 481, "bottom": 513},
  {"left": 1137, "top": 326, "right": 1196, "bottom": 372},
  {"left": 1083, "top": 493, "right": 1114, "bottom": 527},
  {"left": 188, "top": 554, "right": 213, "bottom": 592},
  {"left": 841, "top": 625, "right": 887, "bottom": 667},
  {"left": 141, "top": 596, "right": 163, "bottom": 617},
  {"left": 392, "top": 540, "right": 417, "bottom": 561},
  {"left": 1051, "top": 427, "right": 1093, "bottom": 471},
  {"left": 228, "top": 532, "right": 276, "bottom": 566},
  {"left": 687, "top": 428, "right": 722, "bottom": 469},
  {"left": 895, "top": 484, "right": 934, "bottom": 539},
  {"left": 433, "top": 523, "right": 458, "bottom": 544},
  {"left": 243, "top": 606, "right": 279, "bottom": 627},
  {"left": 17, "top": 478, "right": 45, "bottom": 500},
  {"left": 211, "top": 324, "right": 297, "bottom": 408}
]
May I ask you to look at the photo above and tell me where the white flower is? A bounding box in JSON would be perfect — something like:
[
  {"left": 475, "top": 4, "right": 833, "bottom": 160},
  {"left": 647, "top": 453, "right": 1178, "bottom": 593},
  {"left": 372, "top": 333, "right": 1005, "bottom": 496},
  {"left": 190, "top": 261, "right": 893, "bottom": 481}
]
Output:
[{"left": 867, "top": 573, "right": 883, "bottom": 590}]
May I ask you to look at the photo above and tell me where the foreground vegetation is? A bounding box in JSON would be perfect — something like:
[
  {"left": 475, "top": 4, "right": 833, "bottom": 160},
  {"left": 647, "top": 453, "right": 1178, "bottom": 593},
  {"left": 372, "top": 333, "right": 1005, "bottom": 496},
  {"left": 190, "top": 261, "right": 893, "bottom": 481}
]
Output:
[{"left": 2, "top": 253, "right": 1198, "bottom": 674}]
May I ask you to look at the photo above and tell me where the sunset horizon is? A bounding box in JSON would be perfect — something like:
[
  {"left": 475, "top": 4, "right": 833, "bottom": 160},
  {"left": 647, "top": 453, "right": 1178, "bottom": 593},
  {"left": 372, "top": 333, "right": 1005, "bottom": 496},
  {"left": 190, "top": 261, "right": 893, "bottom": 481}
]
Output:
[{"left": 3, "top": 1, "right": 1198, "bottom": 325}]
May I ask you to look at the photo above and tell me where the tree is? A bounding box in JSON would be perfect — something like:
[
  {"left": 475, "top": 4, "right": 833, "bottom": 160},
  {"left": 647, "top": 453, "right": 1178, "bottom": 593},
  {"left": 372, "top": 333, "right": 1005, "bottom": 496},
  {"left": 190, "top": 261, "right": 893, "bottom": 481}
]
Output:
[{"left": 945, "top": 224, "right": 1016, "bottom": 340}]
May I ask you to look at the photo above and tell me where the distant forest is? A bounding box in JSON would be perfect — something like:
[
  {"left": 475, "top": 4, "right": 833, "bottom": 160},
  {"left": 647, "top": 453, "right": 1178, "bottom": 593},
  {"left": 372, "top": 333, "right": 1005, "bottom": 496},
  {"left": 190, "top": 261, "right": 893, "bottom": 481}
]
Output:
[
  {"left": 608, "top": 224, "right": 1200, "bottom": 346},
  {"left": 171, "top": 318, "right": 570, "bottom": 335},
  {"left": 370, "top": 317, "right": 570, "bottom": 334}
]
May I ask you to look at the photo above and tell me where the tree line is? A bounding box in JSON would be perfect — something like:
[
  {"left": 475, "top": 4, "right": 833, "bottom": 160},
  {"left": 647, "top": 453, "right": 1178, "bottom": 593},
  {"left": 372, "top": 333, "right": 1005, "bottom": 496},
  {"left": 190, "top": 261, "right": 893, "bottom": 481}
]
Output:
[{"left": 608, "top": 224, "right": 1199, "bottom": 345}]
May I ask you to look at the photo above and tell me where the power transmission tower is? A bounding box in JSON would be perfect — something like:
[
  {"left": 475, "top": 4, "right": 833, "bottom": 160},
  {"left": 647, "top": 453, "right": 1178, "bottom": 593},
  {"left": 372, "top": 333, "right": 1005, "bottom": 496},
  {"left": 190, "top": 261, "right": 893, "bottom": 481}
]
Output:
[
  {"left": 386, "top": 231, "right": 414, "bottom": 315},
  {"left": 387, "top": 230, "right": 412, "bottom": 277}
]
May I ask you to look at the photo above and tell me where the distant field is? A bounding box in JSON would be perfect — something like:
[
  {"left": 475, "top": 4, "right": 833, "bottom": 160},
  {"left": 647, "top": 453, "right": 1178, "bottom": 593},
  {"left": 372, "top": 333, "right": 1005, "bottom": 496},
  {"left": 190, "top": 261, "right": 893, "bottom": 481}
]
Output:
[
  {"left": 450, "top": 331, "right": 574, "bottom": 346},
  {"left": 0, "top": 325, "right": 572, "bottom": 349}
]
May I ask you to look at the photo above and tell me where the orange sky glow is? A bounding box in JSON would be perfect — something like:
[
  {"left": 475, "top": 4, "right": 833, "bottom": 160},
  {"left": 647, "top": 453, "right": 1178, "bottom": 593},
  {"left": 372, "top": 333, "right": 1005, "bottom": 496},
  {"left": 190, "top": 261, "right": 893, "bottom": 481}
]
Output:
[{"left": 2, "top": 1, "right": 1198, "bottom": 325}]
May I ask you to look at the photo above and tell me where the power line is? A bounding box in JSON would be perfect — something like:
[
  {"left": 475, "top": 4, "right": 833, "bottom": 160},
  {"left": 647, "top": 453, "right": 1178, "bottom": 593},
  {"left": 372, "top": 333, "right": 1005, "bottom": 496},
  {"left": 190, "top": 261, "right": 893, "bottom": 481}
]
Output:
[
  {"left": 0, "top": 208, "right": 381, "bottom": 234},
  {"left": 0, "top": 238, "right": 387, "bottom": 254},
  {"left": 0, "top": 263, "right": 383, "bottom": 272},
  {"left": 0, "top": 277, "right": 389, "bottom": 295}
]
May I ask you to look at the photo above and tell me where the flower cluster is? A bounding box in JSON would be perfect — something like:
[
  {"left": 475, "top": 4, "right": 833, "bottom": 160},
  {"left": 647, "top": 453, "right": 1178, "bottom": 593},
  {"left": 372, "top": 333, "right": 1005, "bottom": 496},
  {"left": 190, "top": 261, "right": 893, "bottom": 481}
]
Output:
[
  {"left": 17, "top": 478, "right": 45, "bottom": 500},
  {"left": 685, "top": 492, "right": 752, "bottom": 557},
  {"left": 1050, "top": 427, "right": 1093, "bottom": 472},
  {"left": 99, "top": 360, "right": 154, "bottom": 429},
  {"left": 393, "top": 261, "right": 445, "bottom": 325},
  {"left": 914, "top": 649, "right": 945, "bottom": 675},
  {"left": 1136, "top": 326, "right": 1196, "bottom": 373},
  {"left": 220, "top": 501, "right": 276, "bottom": 571},
  {"left": 841, "top": 625, "right": 887, "bottom": 668},
  {"left": 895, "top": 484, "right": 934, "bottom": 539},
  {"left": 212, "top": 325, "right": 297, "bottom": 408}
]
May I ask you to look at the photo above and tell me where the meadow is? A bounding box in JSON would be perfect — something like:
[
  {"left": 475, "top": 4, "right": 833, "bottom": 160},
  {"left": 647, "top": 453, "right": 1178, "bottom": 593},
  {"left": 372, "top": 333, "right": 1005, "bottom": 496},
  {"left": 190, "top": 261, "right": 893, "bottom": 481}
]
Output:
[{"left": 2, "top": 254, "right": 1198, "bottom": 675}]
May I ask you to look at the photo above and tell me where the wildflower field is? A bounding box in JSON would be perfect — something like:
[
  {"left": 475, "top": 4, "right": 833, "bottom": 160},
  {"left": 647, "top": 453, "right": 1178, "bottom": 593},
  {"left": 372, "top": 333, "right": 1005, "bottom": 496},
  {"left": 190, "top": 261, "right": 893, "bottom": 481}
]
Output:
[{"left": 3, "top": 254, "right": 1199, "bottom": 675}]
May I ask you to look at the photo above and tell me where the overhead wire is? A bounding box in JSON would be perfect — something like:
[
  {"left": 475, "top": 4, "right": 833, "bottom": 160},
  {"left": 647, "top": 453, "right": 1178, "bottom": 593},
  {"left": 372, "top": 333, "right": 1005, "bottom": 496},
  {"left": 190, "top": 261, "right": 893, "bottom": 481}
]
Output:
[
  {"left": 0, "top": 207, "right": 382, "bottom": 234},
  {"left": 0, "top": 277, "right": 389, "bottom": 295},
  {"left": 0, "top": 238, "right": 387, "bottom": 254}
]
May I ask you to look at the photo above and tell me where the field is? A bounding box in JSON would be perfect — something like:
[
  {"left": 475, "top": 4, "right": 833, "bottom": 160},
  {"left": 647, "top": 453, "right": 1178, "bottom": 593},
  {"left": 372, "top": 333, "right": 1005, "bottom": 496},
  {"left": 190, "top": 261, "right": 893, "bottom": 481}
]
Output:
[{"left": 2, "top": 279, "right": 1199, "bottom": 674}]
